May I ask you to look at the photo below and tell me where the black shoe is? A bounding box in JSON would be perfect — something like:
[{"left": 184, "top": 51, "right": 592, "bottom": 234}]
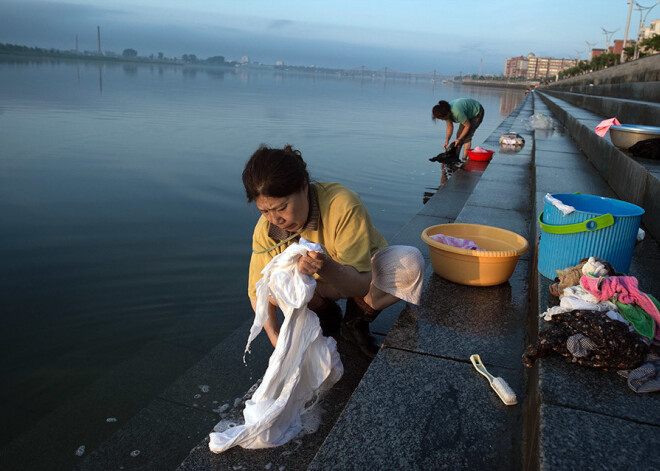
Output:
[
  {"left": 315, "top": 300, "right": 342, "bottom": 336},
  {"left": 341, "top": 298, "right": 380, "bottom": 359}
]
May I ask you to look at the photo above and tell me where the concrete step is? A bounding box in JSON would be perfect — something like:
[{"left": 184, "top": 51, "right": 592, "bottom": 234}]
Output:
[
  {"left": 529, "top": 95, "right": 660, "bottom": 471},
  {"left": 537, "top": 91, "right": 660, "bottom": 240},
  {"left": 541, "top": 53, "right": 660, "bottom": 104},
  {"left": 542, "top": 80, "right": 660, "bottom": 104},
  {"left": 541, "top": 89, "right": 660, "bottom": 126}
]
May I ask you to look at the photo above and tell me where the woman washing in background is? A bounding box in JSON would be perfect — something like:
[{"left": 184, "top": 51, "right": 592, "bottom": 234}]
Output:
[
  {"left": 432, "top": 98, "right": 485, "bottom": 160},
  {"left": 243, "top": 144, "right": 424, "bottom": 358}
]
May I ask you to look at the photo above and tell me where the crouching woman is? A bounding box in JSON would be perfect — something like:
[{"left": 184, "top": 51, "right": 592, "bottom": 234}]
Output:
[{"left": 243, "top": 144, "right": 424, "bottom": 358}]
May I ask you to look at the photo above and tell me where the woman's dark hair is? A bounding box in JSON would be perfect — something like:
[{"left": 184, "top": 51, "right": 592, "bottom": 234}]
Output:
[
  {"left": 242, "top": 144, "right": 310, "bottom": 202},
  {"left": 432, "top": 100, "right": 451, "bottom": 121}
]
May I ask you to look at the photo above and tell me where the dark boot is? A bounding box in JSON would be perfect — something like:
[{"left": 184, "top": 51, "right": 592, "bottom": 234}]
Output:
[
  {"left": 314, "top": 299, "right": 342, "bottom": 336},
  {"left": 341, "top": 297, "right": 381, "bottom": 359}
]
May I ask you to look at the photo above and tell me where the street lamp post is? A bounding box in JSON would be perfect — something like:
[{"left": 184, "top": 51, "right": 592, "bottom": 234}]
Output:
[
  {"left": 621, "top": 0, "right": 635, "bottom": 62},
  {"left": 634, "top": 1, "right": 660, "bottom": 59},
  {"left": 601, "top": 27, "right": 620, "bottom": 51}
]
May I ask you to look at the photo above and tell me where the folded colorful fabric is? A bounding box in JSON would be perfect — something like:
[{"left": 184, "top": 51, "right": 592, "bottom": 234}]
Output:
[
  {"left": 615, "top": 296, "right": 658, "bottom": 340},
  {"left": 581, "top": 275, "right": 660, "bottom": 341}
]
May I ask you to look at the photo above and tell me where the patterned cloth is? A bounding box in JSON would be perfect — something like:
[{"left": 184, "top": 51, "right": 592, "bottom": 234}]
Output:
[{"left": 618, "top": 359, "right": 660, "bottom": 393}]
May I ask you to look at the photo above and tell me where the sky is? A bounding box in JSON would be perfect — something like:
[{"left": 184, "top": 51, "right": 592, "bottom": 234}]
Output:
[{"left": 0, "top": 0, "right": 653, "bottom": 75}]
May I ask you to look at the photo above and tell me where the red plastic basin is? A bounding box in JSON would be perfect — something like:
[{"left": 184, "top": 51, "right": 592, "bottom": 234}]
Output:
[{"left": 467, "top": 149, "right": 495, "bottom": 161}]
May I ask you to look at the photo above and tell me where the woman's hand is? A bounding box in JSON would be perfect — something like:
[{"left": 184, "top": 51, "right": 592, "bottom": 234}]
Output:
[{"left": 297, "top": 250, "right": 326, "bottom": 276}]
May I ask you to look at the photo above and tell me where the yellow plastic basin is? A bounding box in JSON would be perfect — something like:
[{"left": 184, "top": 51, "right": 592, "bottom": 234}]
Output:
[{"left": 421, "top": 223, "right": 529, "bottom": 286}]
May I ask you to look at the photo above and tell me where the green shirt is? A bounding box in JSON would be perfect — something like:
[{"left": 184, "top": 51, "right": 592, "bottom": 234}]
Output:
[{"left": 449, "top": 98, "right": 482, "bottom": 124}]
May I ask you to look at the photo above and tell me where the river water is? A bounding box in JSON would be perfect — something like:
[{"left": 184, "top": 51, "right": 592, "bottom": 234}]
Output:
[{"left": 0, "top": 57, "right": 524, "bottom": 448}]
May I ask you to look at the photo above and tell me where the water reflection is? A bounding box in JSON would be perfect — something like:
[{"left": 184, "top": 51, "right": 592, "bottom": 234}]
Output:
[
  {"left": 423, "top": 153, "right": 464, "bottom": 204},
  {"left": 499, "top": 88, "right": 525, "bottom": 115},
  {"left": 534, "top": 127, "right": 555, "bottom": 139},
  {"left": 122, "top": 64, "right": 138, "bottom": 76}
]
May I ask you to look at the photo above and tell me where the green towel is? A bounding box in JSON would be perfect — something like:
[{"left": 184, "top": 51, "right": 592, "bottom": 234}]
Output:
[{"left": 615, "top": 294, "right": 659, "bottom": 340}]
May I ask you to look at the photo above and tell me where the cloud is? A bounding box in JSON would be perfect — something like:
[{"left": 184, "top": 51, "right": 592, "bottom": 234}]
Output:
[{"left": 0, "top": 1, "right": 508, "bottom": 74}]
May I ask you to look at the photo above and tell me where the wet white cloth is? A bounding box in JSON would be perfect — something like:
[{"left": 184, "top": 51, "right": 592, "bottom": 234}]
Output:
[
  {"left": 209, "top": 238, "right": 343, "bottom": 453},
  {"left": 371, "top": 245, "right": 425, "bottom": 305},
  {"left": 545, "top": 193, "right": 575, "bottom": 216}
]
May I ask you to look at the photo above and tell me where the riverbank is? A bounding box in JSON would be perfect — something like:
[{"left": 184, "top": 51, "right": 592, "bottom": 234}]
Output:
[{"left": 458, "top": 78, "right": 537, "bottom": 89}]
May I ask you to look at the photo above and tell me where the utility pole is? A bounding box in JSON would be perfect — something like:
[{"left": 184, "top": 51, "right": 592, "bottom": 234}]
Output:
[
  {"left": 621, "top": 0, "right": 635, "bottom": 62},
  {"left": 97, "top": 25, "right": 102, "bottom": 55}
]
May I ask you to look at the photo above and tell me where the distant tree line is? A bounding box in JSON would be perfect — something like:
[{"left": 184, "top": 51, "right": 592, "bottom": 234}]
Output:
[{"left": 0, "top": 42, "right": 233, "bottom": 67}]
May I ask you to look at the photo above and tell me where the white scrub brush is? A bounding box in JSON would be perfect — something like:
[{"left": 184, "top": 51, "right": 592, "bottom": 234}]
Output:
[{"left": 470, "top": 354, "right": 517, "bottom": 406}]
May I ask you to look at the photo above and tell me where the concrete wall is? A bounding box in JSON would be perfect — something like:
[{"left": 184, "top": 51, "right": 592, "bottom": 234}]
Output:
[{"left": 542, "top": 53, "right": 660, "bottom": 93}]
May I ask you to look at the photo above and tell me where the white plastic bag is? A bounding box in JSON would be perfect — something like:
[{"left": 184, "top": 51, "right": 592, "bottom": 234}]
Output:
[
  {"left": 209, "top": 238, "right": 343, "bottom": 452},
  {"left": 524, "top": 113, "right": 554, "bottom": 130}
]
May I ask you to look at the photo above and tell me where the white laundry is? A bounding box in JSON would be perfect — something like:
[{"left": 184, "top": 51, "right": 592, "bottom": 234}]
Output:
[
  {"left": 561, "top": 285, "right": 600, "bottom": 303},
  {"left": 545, "top": 193, "right": 575, "bottom": 216},
  {"left": 561, "top": 286, "right": 618, "bottom": 311},
  {"left": 542, "top": 303, "right": 630, "bottom": 329},
  {"left": 560, "top": 296, "right": 612, "bottom": 312},
  {"left": 541, "top": 305, "right": 569, "bottom": 321},
  {"left": 581, "top": 257, "right": 608, "bottom": 277},
  {"left": 209, "top": 238, "right": 343, "bottom": 453}
]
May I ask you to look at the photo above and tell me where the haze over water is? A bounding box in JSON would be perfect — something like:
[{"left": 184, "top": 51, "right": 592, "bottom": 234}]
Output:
[{"left": 0, "top": 57, "right": 524, "bottom": 456}]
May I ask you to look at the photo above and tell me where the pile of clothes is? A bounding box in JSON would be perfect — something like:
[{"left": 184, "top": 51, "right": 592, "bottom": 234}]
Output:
[{"left": 523, "top": 257, "right": 660, "bottom": 393}]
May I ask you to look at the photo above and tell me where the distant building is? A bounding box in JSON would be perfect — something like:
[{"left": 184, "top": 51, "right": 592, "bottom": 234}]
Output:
[
  {"left": 504, "top": 54, "right": 529, "bottom": 78},
  {"left": 639, "top": 19, "right": 660, "bottom": 42},
  {"left": 526, "top": 54, "right": 578, "bottom": 79},
  {"left": 590, "top": 48, "right": 606, "bottom": 59},
  {"left": 638, "top": 19, "right": 660, "bottom": 54},
  {"left": 275, "top": 61, "right": 283, "bottom": 66},
  {"left": 504, "top": 53, "right": 578, "bottom": 79},
  {"left": 240, "top": 56, "right": 249, "bottom": 64},
  {"left": 607, "top": 39, "right": 636, "bottom": 55}
]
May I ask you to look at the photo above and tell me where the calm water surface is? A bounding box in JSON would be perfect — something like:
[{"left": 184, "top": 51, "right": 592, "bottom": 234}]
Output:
[{"left": 0, "top": 58, "right": 524, "bottom": 448}]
